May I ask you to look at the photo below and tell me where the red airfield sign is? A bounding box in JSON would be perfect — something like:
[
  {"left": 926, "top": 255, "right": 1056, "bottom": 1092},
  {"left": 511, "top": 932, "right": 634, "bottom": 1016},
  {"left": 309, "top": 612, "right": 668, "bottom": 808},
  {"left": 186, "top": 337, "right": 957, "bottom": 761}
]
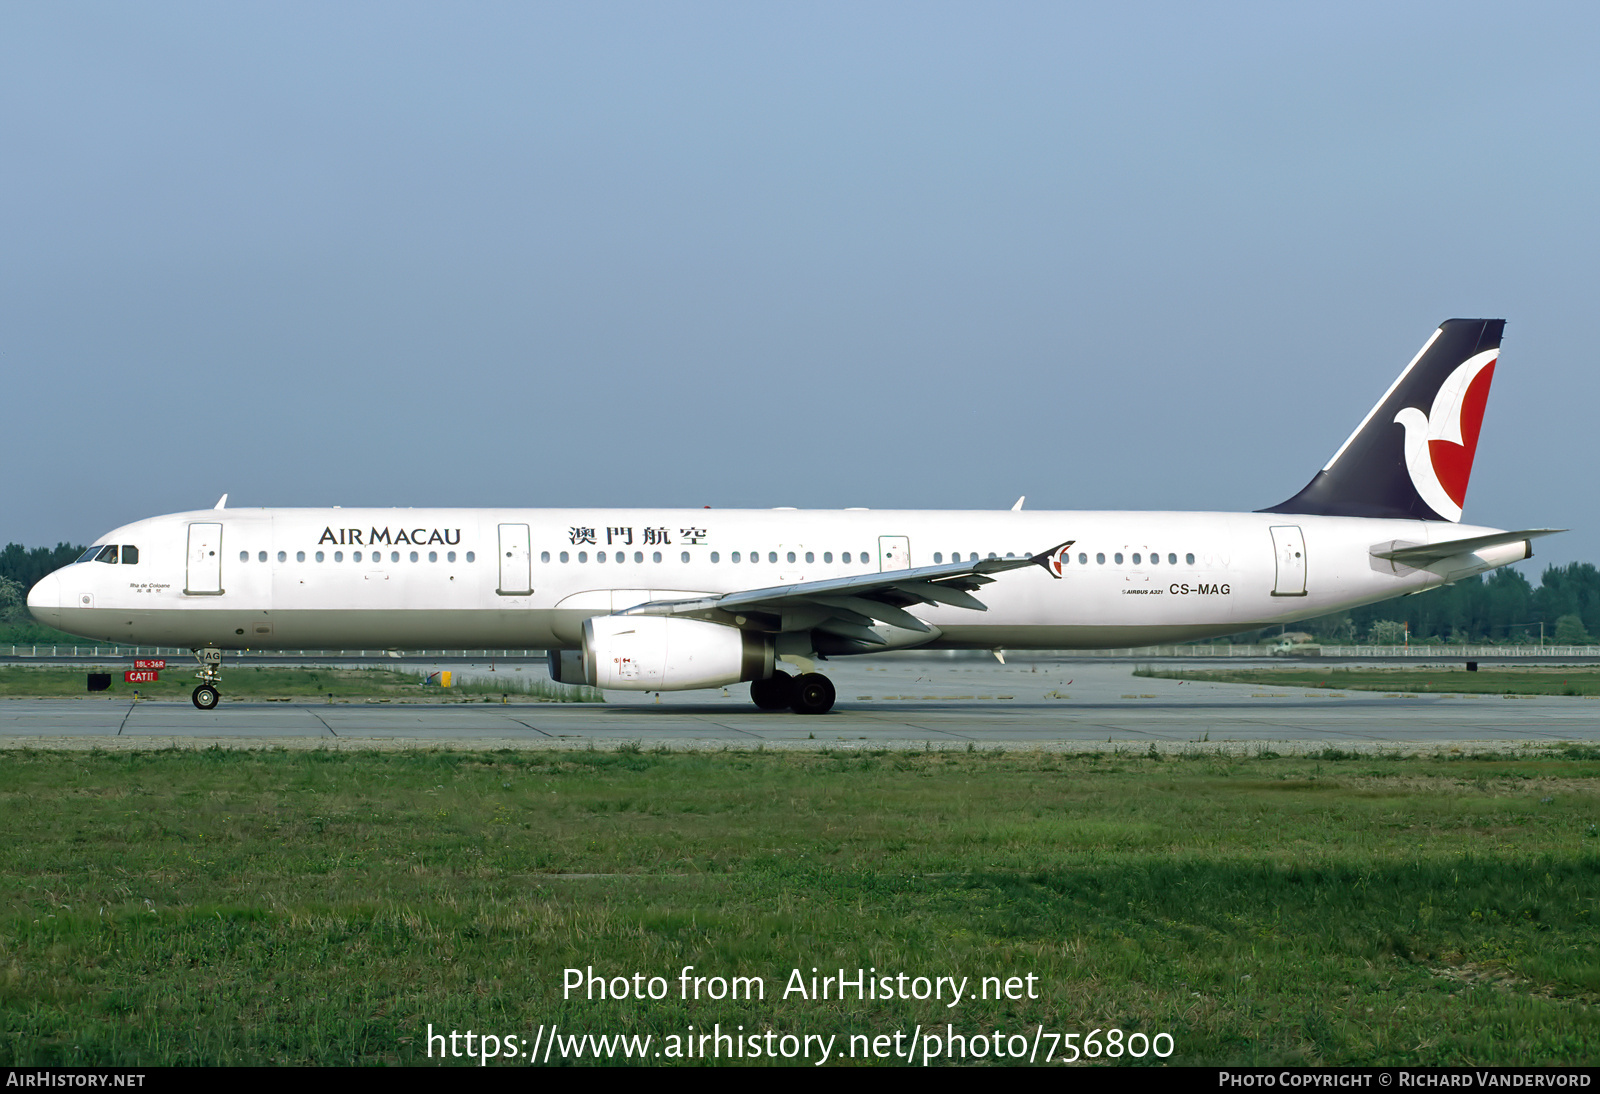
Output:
[
  {"left": 133, "top": 659, "right": 166, "bottom": 670},
  {"left": 125, "top": 670, "right": 159, "bottom": 684}
]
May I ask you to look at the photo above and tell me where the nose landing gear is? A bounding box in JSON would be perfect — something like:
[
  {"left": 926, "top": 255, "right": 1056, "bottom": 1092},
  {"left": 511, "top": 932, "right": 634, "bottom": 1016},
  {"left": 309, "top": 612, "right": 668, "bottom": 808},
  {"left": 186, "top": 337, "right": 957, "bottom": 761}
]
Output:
[{"left": 191, "top": 647, "right": 223, "bottom": 710}]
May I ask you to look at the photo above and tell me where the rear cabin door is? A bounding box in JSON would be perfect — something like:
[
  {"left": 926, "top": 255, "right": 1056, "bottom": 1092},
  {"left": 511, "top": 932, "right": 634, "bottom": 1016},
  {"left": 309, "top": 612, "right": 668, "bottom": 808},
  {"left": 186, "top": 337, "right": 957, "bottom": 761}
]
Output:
[
  {"left": 498, "top": 523, "right": 533, "bottom": 595},
  {"left": 185, "top": 522, "right": 224, "bottom": 595},
  {"left": 1269, "top": 525, "right": 1307, "bottom": 597},
  {"left": 878, "top": 535, "right": 911, "bottom": 572}
]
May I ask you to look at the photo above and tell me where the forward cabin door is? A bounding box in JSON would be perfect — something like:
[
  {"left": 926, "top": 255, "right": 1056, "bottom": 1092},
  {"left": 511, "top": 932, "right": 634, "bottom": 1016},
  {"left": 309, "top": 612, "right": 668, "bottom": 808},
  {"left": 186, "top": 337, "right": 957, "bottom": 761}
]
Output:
[
  {"left": 185, "top": 522, "right": 224, "bottom": 595},
  {"left": 498, "top": 523, "right": 532, "bottom": 595},
  {"left": 1269, "top": 525, "right": 1307, "bottom": 597},
  {"left": 878, "top": 535, "right": 911, "bottom": 572}
]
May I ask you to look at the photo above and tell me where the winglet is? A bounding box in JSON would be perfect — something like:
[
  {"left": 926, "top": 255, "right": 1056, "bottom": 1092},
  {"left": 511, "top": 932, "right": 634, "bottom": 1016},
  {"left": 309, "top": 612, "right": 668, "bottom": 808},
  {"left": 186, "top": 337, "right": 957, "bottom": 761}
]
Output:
[
  {"left": 1028, "top": 540, "right": 1076, "bottom": 579},
  {"left": 213, "top": 494, "right": 228, "bottom": 510},
  {"left": 1011, "top": 496, "right": 1025, "bottom": 511}
]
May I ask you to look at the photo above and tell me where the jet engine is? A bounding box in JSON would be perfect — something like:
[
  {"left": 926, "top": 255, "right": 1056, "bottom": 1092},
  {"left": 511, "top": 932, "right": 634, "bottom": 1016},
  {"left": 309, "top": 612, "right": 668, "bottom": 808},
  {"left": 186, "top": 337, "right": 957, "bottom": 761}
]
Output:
[
  {"left": 547, "top": 649, "right": 587, "bottom": 685},
  {"left": 578, "top": 616, "right": 775, "bottom": 691}
]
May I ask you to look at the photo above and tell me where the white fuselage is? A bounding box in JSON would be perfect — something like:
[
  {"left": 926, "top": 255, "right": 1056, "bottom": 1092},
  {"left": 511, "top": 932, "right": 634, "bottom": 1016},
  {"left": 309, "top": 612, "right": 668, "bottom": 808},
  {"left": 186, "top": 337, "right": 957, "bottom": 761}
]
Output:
[{"left": 28, "top": 507, "right": 1525, "bottom": 651}]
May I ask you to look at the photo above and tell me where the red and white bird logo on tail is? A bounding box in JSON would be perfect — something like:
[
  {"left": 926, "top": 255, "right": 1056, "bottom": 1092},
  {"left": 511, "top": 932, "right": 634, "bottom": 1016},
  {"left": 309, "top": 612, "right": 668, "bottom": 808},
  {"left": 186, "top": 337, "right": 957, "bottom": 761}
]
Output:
[{"left": 1393, "top": 349, "right": 1497, "bottom": 523}]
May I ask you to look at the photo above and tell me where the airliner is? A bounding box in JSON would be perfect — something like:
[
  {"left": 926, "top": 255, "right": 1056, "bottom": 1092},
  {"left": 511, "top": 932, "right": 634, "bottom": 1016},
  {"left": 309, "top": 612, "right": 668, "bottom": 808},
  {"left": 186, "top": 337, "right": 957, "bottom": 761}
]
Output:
[{"left": 27, "top": 319, "right": 1556, "bottom": 713}]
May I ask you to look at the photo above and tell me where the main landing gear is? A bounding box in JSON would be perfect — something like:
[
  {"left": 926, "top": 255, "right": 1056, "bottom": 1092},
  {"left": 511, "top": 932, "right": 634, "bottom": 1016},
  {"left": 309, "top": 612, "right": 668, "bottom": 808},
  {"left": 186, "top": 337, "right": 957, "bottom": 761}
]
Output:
[
  {"left": 191, "top": 647, "right": 223, "bottom": 710},
  {"left": 749, "top": 670, "right": 836, "bottom": 715}
]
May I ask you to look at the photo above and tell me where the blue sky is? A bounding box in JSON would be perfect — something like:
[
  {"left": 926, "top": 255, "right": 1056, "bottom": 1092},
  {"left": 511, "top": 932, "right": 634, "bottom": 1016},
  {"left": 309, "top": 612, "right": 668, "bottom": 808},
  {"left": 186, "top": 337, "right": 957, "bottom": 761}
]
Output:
[{"left": 4, "top": 3, "right": 1596, "bottom": 566}]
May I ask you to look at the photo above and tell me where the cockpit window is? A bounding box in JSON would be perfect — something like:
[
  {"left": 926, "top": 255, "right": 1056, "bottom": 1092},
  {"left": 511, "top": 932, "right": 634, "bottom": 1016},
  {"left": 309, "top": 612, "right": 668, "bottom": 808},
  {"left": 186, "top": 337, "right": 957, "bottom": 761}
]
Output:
[
  {"left": 94, "top": 545, "right": 119, "bottom": 564},
  {"left": 121, "top": 545, "right": 139, "bottom": 565},
  {"left": 77, "top": 546, "right": 103, "bottom": 564}
]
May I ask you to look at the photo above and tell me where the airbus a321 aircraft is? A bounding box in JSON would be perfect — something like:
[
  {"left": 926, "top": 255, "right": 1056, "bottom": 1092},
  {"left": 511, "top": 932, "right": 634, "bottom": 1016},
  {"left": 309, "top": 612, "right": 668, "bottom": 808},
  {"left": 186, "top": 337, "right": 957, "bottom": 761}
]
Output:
[{"left": 28, "top": 318, "right": 1556, "bottom": 714}]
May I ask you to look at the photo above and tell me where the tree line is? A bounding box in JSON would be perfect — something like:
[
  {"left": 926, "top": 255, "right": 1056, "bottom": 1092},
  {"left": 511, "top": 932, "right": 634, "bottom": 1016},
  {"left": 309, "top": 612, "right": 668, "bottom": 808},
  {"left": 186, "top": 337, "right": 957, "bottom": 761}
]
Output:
[
  {"left": 1255, "top": 562, "right": 1600, "bottom": 645},
  {"left": 1, "top": 543, "right": 84, "bottom": 591},
  {"left": 0, "top": 543, "right": 86, "bottom": 641}
]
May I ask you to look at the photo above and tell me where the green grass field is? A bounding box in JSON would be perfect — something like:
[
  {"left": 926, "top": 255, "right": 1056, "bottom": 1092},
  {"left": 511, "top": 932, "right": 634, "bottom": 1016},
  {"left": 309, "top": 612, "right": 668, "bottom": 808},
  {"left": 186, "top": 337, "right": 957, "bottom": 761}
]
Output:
[
  {"left": 0, "top": 746, "right": 1595, "bottom": 1066},
  {"left": 0, "top": 665, "right": 600, "bottom": 703},
  {"left": 1136, "top": 666, "right": 1600, "bottom": 697}
]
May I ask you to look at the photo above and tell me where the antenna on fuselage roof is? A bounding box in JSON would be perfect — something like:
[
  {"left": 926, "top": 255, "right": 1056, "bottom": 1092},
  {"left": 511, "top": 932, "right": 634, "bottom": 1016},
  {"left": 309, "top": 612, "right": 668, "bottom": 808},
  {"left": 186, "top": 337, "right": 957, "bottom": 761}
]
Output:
[
  {"left": 213, "top": 494, "right": 228, "bottom": 510},
  {"left": 1011, "top": 496, "right": 1025, "bottom": 511}
]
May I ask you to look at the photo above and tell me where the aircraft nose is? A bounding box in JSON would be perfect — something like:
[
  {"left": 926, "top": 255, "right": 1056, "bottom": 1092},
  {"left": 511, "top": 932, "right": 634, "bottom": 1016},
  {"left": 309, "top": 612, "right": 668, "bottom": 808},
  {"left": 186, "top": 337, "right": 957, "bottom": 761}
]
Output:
[{"left": 26, "top": 573, "right": 61, "bottom": 628}]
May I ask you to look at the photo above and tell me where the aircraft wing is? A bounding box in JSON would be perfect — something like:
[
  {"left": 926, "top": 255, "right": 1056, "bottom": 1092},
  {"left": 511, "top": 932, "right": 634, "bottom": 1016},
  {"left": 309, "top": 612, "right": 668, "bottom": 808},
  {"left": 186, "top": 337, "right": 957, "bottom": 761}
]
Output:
[
  {"left": 1371, "top": 528, "right": 1564, "bottom": 567},
  {"left": 617, "top": 540, "right": 1072, "bottom": 642}
]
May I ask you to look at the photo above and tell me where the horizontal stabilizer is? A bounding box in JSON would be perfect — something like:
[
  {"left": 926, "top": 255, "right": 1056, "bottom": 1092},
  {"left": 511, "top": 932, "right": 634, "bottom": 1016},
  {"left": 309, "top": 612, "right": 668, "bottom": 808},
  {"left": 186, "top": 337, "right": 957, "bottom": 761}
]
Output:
[{"left": 1371, "top": 528, "right": 1563, "bottom": 567}]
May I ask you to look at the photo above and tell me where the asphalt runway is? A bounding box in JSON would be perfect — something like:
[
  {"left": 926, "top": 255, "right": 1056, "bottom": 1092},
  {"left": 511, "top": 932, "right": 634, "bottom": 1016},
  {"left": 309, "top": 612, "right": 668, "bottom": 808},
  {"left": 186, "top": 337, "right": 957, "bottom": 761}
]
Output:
[{"left": 1, "top": 658, "right": 1595, "bottom": 751}]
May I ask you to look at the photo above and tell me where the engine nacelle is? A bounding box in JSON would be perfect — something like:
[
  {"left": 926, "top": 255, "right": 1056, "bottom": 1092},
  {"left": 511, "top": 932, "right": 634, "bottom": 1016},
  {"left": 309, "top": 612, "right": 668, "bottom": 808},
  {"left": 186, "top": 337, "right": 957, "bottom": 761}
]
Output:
[
  {"left": 582, "top": 616, "right": 775, "bottom": 691},
  {"left": 548, "top": 648, "right": 587, "bottom": 685}
]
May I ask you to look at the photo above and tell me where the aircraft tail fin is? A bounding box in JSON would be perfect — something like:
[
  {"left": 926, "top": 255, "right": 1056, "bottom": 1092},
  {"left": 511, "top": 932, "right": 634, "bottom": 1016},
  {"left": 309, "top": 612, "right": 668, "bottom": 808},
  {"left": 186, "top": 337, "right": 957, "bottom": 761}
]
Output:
[{"left": 1261, "top": 318, "right": 1504, "bottom": 523}]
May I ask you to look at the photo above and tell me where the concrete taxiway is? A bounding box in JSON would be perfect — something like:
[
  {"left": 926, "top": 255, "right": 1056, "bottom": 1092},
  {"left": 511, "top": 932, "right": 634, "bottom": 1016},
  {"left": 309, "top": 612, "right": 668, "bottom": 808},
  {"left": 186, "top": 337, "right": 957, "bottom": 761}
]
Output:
[{"left": 1, "top": 659, "right": 1594, "bottom": 751}]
